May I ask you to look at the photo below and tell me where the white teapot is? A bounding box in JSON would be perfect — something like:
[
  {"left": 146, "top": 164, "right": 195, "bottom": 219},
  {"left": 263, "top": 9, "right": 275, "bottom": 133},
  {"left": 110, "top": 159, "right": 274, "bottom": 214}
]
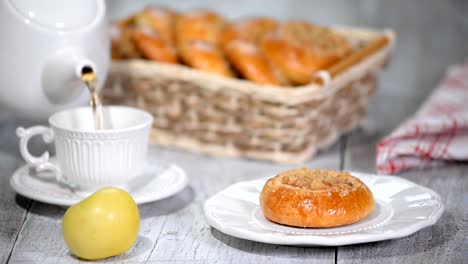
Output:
[{"left": 0, "top": 0, "right": 109, "bottom": 119}]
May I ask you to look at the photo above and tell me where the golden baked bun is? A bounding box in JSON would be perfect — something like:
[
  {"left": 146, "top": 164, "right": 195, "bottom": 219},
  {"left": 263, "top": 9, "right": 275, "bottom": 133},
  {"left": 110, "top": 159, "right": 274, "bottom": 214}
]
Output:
[
  {"left": 134, "top": 6, "right": 178, "bottom": 44},
  {"left": 220, "top": 17, "right": 278, "bottom": 49},
  {"left": 261, "top": 21, "right": 352, "bottom": 85},
  {"left": 110, "top": 20, "right": 140, "bottom": 60},
  {"left": 225, "top": 40, "right": 286, "bottom": 85},
  {"left": 175, "top": 10, "right": 225, "bottom": 48},
  {"left": 132, "top": 27, "right": 178, "bottom": 63},
  {"left": 110, "top": 23, "right": 123, "bottom": 60},
  {"left": 115, "top": 15, "right": 136, "bottom": 28},
  {"left": 260, "top": 168, "right": 375, "bottom": 228},
  {"left": 179, "top": 40, "right": 233, "bottom": 77}
]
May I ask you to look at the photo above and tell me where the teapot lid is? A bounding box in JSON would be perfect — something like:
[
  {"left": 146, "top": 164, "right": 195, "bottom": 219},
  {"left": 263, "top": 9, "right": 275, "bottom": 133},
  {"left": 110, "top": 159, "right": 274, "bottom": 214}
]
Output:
[{"left": 8, "top": 0, "right": 102, "bottom": 30}]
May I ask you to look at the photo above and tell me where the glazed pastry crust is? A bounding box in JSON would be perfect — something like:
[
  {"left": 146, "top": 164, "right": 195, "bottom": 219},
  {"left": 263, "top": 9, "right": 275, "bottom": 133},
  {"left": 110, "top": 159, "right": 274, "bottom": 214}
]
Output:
[
  {"left": 261, "top": 21, "right": 352, "bottom": 85},
  {"left": 224, "top": 40, "right": 285, "bottom": 85},
  {"left": 134, "top": 6, "right": 178, "bottom": 45},
  {"left": 175, "top": 10, "right": 225, "bottom": 48},
  {"left": 179, "top": 40, "right": 233, "bottom": 77},
  {"left": 110, "top": 18, "right": 140, "bottom": 59},
  {"left": 132, "top": 27, "right": 178, "bottom": 63},
  {"left": 220, "top": 17, "right": 278, "bottom": 49},
  {"left": 260, "top": 168, "right": 375, "bottom": 228},
  {"left": 111, "top": 9, "right": 356, "bottom": 86}
]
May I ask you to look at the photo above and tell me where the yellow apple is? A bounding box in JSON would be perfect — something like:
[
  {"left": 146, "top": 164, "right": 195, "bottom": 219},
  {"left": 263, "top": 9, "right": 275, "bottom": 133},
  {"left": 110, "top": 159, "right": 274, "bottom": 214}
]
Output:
[{"left": 62, "top": 187, "right": 140, "bottom": 260}]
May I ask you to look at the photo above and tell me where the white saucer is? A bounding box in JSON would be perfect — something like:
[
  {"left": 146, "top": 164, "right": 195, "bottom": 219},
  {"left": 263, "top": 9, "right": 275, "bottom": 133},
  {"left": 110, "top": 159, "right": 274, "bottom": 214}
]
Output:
[
  {"left": 10, "top": 161, "right": 189, "bottom": 206},
  {"left": 204, "top": 172, "right": 444, "bottom": 246}
]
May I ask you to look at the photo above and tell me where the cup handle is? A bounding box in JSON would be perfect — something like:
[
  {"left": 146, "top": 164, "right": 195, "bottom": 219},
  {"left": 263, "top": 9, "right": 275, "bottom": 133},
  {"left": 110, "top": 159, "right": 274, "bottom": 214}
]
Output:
[{"left": 16, "top": 126, "right": 64, "bottom": 184}]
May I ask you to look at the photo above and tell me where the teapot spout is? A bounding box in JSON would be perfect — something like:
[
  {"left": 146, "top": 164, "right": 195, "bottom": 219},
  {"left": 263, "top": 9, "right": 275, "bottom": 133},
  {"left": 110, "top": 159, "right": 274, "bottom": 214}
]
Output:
[{"left": 42, "top": 49, "right": 99, "bottom": 105}]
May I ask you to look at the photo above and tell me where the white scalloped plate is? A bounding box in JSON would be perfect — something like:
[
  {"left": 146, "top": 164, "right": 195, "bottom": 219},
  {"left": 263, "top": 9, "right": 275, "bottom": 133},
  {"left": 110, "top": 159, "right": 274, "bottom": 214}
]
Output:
[
  {"left": 204, "top": 172, "right": 444, "bottom": 246},
  {"left": 10, "top": 160, "right": 188, "bottom": 206}
]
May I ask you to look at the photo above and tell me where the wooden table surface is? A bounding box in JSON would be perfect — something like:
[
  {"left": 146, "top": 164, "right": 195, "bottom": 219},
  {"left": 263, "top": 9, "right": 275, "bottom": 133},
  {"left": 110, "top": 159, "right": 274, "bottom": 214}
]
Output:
[{"left": 1, "top": 0, "right": 467, "bottom": 263}]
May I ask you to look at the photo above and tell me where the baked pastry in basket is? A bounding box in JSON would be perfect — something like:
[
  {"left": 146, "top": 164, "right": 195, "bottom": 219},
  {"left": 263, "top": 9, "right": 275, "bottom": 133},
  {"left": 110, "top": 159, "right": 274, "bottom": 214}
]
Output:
[
  {"left": 261, "top": 21, "right": 352, "bottom": 85},
  {"left": 224, "top": 40, "right": 286, "bottom": 85},
  {"left": 110, "top": 8, "right": 356, "bottom": 86},
  {"left": 110, "top": 17, "right": 139, "bottom": 59},
  {"left": 134, "top": 6, "right": 178, "bottom": 45},
  {"left": 260, "top": 168, "right": 375, "bottom": 228},
  {"left": 175, "top": 10, "right": 225, "bottom": 48},
  {"left": 220, "top": 17, "right": 278, "bottom": 49},
  {"left": 175, "top": 10, "right": 231, "bottom": 76},
  {"left": 179, "top": 40, "right": 233, "bottom": 77},
  {"left": 132, "top": 27, "right": 178, "bottom": 63}
]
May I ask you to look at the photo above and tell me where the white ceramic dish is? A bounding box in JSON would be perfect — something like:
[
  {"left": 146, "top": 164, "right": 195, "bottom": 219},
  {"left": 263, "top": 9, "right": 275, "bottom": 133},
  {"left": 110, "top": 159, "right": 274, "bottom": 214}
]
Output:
[
  {"left": 204, "top": 172, "right": 444, "bottom": 246},
  {"left": 10, "top": 160, "right": 188, "bottom": 206}
]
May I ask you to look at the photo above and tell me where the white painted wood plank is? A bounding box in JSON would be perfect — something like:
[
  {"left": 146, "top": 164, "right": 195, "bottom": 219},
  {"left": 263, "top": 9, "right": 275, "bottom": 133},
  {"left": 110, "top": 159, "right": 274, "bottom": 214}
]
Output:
[
  {"left": 340, "top": 154, "right": 468, "bottom": 264},
  {"left": 0, "top": 152, "right": 32, "bottom": 264},
  {"left": 7, "top": 145, "right": 339, "bottom": 264},
  {"left": 145, "top": 147, "right": 340, "bottom": 263}
]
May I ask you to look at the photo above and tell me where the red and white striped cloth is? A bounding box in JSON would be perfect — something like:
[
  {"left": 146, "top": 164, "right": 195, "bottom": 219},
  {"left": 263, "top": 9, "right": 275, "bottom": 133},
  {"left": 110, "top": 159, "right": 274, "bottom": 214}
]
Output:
[{"left": 376, "top": 59, "right": 468, "bottom": 174}]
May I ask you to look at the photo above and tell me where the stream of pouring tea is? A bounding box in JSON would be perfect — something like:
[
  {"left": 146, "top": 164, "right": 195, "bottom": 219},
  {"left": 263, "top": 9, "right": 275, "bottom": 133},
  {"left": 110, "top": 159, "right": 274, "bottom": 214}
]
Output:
[{"left": 81, "top": 67, "right": 104, "bottom": 130}]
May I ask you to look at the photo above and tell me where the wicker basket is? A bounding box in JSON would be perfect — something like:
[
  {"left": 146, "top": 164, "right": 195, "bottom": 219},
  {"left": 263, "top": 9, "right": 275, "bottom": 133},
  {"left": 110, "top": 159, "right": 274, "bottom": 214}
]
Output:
[{"left": 103, "top": 27, "right": 395, "bottom": 163}]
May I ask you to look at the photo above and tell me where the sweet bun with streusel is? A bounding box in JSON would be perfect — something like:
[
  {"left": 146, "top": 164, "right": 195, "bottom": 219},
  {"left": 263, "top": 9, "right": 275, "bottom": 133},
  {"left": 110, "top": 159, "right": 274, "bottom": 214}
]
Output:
[
  {"left": 110, "top": 17, "right": 140, "bottom": 59},
  {"left": 220, "top": 17, "right": 278, "bottom": 49},
  {"left": 260, "top": 168, "right": 375, "bottom": 228},
  {"left": 224, "top": 40, "right": 286, "bottom": 85},
  {"left": 175, "top": 10, "right": 225, "bottom": 48},
  {"left": 175, "top": 10, "right": 231, "bottom": 77},
  {"left": 132, "top": 27, "right": 178, "bottom": 63},
  {"left": 111, "top": 9, "right": 357, "bottom": 87},
  {"left": 179, "top": 40, "right": 233, "bottom": 77},
  {"left": 261, "top": 21, "right": 352, "bottom": 85},
  {"left": 134, "top": 6, "right": 178, "bottom": 45}
]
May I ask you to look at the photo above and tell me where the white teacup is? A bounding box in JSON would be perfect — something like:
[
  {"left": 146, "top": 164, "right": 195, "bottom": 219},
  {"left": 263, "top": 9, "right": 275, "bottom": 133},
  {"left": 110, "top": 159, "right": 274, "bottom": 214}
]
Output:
[{"left": 16, "top": 106, "right": 153, "bottom": 191}]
